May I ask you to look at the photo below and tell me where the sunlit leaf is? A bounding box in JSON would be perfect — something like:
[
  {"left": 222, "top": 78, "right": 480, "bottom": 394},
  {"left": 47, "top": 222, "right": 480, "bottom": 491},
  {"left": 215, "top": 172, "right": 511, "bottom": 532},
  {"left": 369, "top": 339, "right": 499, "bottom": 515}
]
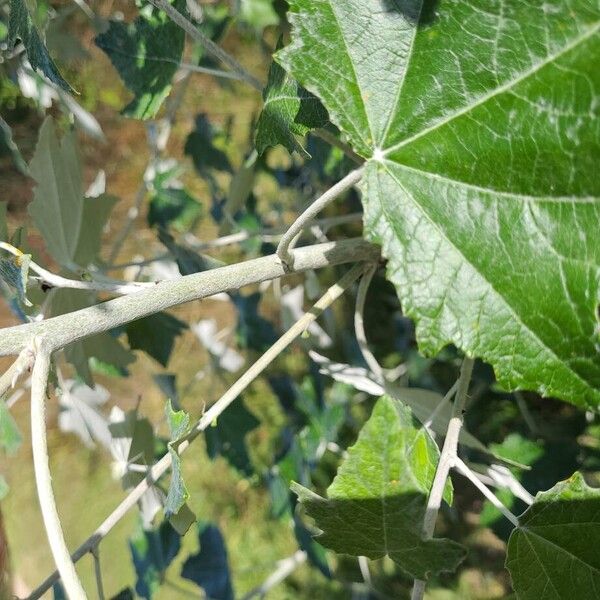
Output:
[
  {"left": 279, "top": 0, "right": 600, "bottom": 409},
  {"left": 293, "top": 395, "right": 465, "bottom": 579},
  {"left": 506, "top": 472, "right": 600, "bottom": 599}
]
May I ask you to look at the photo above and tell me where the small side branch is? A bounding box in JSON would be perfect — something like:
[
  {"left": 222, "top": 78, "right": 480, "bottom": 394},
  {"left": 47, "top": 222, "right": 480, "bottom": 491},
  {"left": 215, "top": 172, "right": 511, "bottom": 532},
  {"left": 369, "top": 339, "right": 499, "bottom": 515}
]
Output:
[
  {"left": 0, "top": 345, "right": 35, "bottom": 398},
  {"left": 146, "top": 0, "right": 263, "bottom": 91},
  {"left": 453, "top": 458, "right": 519, "bottom": 527},
  {"left": 276, "top": 168, "right": 364, "bottom": 269},
  {"left": 411, "top": 357, "right": 475, "bottom": 600},
  {"left": 26, "top": 263, "right": 367, "bottom": 599},
  {"left": 354, "top": 263, "right": 384, "bottom": 383},
  {"left": 240, "top": 551, "right": 307, "bottom": 600},
  {"left": 30, "top": 339, "right": 86, "bottom": 600}
]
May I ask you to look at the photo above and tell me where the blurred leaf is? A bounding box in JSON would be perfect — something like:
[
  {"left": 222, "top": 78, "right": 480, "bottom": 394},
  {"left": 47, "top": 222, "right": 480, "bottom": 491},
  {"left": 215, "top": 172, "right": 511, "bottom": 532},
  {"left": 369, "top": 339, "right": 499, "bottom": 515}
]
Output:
[
  {"left": 0, "top": 402, "right": 22, "bottom": 455},
  {"left": 205, "top": 397, "right": 259, "bottom": 476},
  {"left": 0, "top": 202, "right": 6, "bottom": 241},
  {"left": 126, "top": 312, "right": 187, "bottom": 367},
  {"left": 109, "top": 589, "right": 134, "bottom": 600},
  {"left": 506, "top": 472, "right": 600, "bottom": 599},
  {"left": 293, "top": 396, "right": 465, "bottom": 579},
  {"left": 8, "top": 0, "right": 73, "bottom": 91},
  {"left": 28, "top": 117, "right": 118, "bottom": 268},
  {"left": 95, "top": 0, "right": 185, "bottom": 119},
  {"left": 58, "top": 379, "right": 111, "bottom": 449},
  {"left": 148, "top": 187, "right": 202, "bottom": 231},
  {"left": 184, "top": 114, "right": 231, "bottom": 174},
  {"left": 192, "top": 319, "right": 244, "bottom": 373},
  {"left": 238, "top": 0, "right": 279, "bottom": 31},
  {"left": 256, "top": 45, "right": 328, "bottom": 157},
  {"left": 153, "top": 373, "right": 179, "bottom": 408},
  {"left": 158, "top": 228, "right": 225, "bottom": 275},
  {"left": 181, "top": 523, "right": 234, "bottom": 600},
  {"left": 130, "top": 520, "right": 182, "bottom": 599},
  {"left": 232, "top": 292, "right": 277, "bottom": 352}
]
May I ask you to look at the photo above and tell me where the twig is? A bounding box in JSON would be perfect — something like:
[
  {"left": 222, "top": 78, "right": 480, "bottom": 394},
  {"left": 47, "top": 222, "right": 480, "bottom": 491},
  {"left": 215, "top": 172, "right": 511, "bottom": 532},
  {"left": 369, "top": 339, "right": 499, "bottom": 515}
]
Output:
[
  {"left": 30, "top": 338, "right": 86, "bottom": 600},
  {"left": 0, "top": 242, "right": 154, "bottom": 295},
  {"left": 453, "top": 458, "right": 519, "bottom": 527},
  {"left": 184, "top": 213, "right": 363, "bottom": 252},
  {"left": 276, "top": 168, "right": 364, "bottom": 269},
  {"left": 313, "top": 128, "right": 363, "bottom": 165},
  {"left": 514, "top": 392, "right": 539, "bottom": 435},
  {"left": 91, "top": 547, "right": 105, "bottom": 600},
  {"left": 240, "top": 550, "right": 307, "bottom": 600},
  {"left": 354, "top": 264, "right": 383, "bottom": 383},
  {"left": 146, "top": 0, "right": 264, "bottom": 91},
  {"left": 26, "top": 264, "right": 367, "bottom": 599},
  {"left": 358, "top": 556, "right": 372, "bottom": 586},
  {"left": 411, "top": 357, "right": 475, "bottom": 600},
  {"left": 0, "top": 239, "right": 379, "bottom": 356},
  {"left": 0, "top": 345, "right": 34, "bottom": 399}
]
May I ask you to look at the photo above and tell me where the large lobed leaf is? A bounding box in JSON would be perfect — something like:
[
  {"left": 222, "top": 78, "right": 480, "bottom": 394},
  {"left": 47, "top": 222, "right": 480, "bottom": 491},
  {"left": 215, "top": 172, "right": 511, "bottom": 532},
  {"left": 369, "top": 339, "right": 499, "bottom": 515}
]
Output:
[
  {"left": 506, "top": 472, "right": 600, "bottom": 599},
  {"left": 278, "top": 0, "right": 600, "bottom": 409},
  {"left": 293, "top": 395, "right": 465, "bottom": 579}
]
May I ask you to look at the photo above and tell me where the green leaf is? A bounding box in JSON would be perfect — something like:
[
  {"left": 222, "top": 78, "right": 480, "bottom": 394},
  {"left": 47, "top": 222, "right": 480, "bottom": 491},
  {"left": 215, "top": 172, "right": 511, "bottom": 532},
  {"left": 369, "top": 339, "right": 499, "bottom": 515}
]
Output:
[
  {"left": 293, "top": 395, "right": 465, "bottom": 579},
  {"left": 95, "top": 0, "right": 185, "bottom": 119},
  {"left": 279, "top": 1, "right": 600, "bottom": 408},
  {"left": 148, "top": 187, "right": 202, "bottom": 232},
  {"left": 126, "top": 312, "right": 187, "bottom": 367},
  {"left": 0, "top": 401, "right": 22, "bottom": 455},
  {"left": 205, "top": 397, "right": 259, "bottom": 476},
  {"left": 0, "top": 253, "right": 32, "bottom": 307},
  {"left": 184, "top": 114, "right": 232, "bottom": 174},
  {"left": 256, "top": 45, "right": 328, "bottom": 157},
  {"left": 8, "top": 0, "right": 73, "bottom": 92},
  {"left": 28, "top": 117, "right": 118, "bottom": 268},
  {"left": 506, "top": 472, "right": 600, "bottom": 599},
  {"left": 0, "top": 202, "right": 7, "bottom": 241},
  {"left": 164, "top": 401, "right": 193, "bottom": 520}
]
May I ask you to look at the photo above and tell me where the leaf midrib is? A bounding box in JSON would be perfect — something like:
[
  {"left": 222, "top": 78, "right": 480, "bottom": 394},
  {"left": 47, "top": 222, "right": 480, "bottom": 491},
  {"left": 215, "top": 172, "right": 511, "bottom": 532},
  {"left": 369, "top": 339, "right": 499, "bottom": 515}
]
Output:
[{"left": 381, "top": 19, "right": 600, "bottom": 157}]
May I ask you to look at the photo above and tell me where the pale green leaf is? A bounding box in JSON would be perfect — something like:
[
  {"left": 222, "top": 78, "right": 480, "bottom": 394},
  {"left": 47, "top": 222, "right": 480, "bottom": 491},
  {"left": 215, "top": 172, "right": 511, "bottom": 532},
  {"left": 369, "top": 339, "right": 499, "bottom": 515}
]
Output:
[
  {"left": 279, "top": 1, "right": 600, "bottom": 408},
  {"left": 293, "top": 395, "right": 465, "bottom": 579},
  {"left": 95, "top": 0, "right": 185, "bottom": 119},
  {"left": 0, "top": 401, "right": 22, "bottom": 455},
  {"left": 8, "top": 0, "right": 73, "bottom": 92},
  {"left": 506, "top": 472, "right": 600, "bottom": 599},
  {"left": 164, "top": 401, "right": 193, "bottom": 519},
  {"left": 28, "top": 117, "right": 118, "bottom": 268}
]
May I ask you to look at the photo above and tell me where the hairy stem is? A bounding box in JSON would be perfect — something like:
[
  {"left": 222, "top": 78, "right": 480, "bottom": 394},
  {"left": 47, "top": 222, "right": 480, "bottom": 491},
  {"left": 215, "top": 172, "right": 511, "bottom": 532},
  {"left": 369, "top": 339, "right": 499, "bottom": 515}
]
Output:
[
  {"left": 26, "top": 263, "right": 367, "bottom": 599},
  {"left": 0, "top": 239, "right": 378, "bottom": 356},
  {"left": 30, "top": 339, "right": 86, "bottom": 600},
  {"left": 276, "top": 168, "right": 364, "bottom": 268},
  {"left": 0, "top": 345, "right": 34, "bottom": 399},
  {"left": 411, "top": 357, "right": 475, "bottom": 600}
]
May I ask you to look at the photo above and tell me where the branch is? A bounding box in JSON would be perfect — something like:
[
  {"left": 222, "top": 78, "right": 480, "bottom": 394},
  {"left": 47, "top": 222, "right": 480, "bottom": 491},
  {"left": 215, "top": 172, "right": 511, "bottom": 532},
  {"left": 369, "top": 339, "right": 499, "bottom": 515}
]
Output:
[
  {"left": 0, "top": 242, "right": 154, "bottom": 295},
  {"left": 30, "top": 339, "right": 86, "bottom": 599},
  {"left": 26, "top": 263, "right": 367, "bottom": 599},
  {"left": 240, "top": 551, "right": 307, "bottom": 600},
  {"left": 0, "top": 345, "right": 34, "bottom": 398},
  {"left": 146, "top": 0, "right": 264, "bottom": 91},
  {"left": 453, "top": 458, "right": 519, "bottom": 527},
  {"left": 0, "top": 239, "right": 379, "bottom": 357},
  {"left": 411, "top": 357, "right": 475, "bottom": 600},
  {"left": 276, "top": 168, "right": 364, "bottom": 268}
]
